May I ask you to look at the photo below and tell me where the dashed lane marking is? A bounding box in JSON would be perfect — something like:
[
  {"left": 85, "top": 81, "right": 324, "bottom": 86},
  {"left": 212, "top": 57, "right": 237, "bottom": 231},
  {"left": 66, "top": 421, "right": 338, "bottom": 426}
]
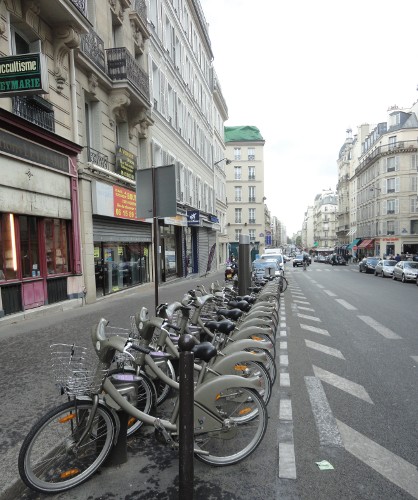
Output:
[
  {"left": 305, "top": 339, "right": 345, "bottom": 359},
  {"left": 296, "top": 305, "right": 315, "bottom": 311},
  {"left": 323, "top": 290, "right": 337, "bottom": 297},
  {"left": 312, "top": 365, "right": 373, "bottom": 404},
  {"left": 300, "top": 324, "right": 330, "bottom": 336},
  {"left": 358, "top": 315, "right": 402, "bottom": 340},
  {"left": 335, "top": 298, "right": 357, "bottom": 310},
  {"left": 297, "top": 313, "right": 321, "bottom": 322},
  {"left": 337, "top": 419, "right": 418, "bottom": 499}
]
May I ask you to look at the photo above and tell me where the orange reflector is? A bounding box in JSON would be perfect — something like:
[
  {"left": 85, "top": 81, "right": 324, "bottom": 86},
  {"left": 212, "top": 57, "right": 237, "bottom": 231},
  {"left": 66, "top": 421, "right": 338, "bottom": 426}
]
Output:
[
  {"left": 239, "top": 408, "right": 252, "bottom": 416},
  {"left": 60, "top": 468, "right": 80, "bottom": 479},
  {"left": 251, "top": 336, "right": 263, "bottom": 341},
  {"left": 58, "top": 414, "right": 76, "bottom": 424},
  {"left": 216, "top": 394, "right": 221, "bottom": 400},
  {"left": 234, "top": 365, "right": 247, "bottom": 371},
  {"left": 128, "top": 417, "right": 137, "bottom": 427}
]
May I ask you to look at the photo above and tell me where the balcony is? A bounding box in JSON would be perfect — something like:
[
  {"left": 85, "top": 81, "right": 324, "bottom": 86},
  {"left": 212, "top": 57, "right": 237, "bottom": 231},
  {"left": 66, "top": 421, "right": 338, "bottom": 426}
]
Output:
[
  {"left": 80, "top": 29, "right": 106, "bottom": 72},
  {"left": 248, "top": 175, "right": 255, "bottom": 180},
  {"left": 106, "top": 47, "right": 150, "bottom": 103},
  {"left": 248, "top": 197, "right": 256, "bottom": 202},
  {"left": 248, "top": 155, "right": 255, "bottom": 160},
  {"left": 12, "top": 95, "right": 55, "bottom": 133},
  {"left": 356, "top": 140, "right": 418, "bottom": 175},
  {"left": 248, "top": 219, "right": 256, "bottom": 224},
  {"left": 87, "top": 147, "right": 109, "bottom": 170},
  {"left": 35, "top": 0, "right": 90, "bottom": 33},
  {"left": 130, "top": 0, "right": 149, "bottom": 55}
]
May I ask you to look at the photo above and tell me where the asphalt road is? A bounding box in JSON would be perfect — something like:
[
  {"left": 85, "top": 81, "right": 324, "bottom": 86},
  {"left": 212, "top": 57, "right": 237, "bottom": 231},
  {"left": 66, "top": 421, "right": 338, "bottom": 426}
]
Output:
[{"left": 1, "top": 263, "right": 418, "bottom": 499}]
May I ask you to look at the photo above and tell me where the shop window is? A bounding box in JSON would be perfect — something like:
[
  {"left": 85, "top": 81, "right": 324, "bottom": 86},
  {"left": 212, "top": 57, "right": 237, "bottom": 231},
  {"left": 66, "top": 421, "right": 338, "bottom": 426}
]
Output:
[
  {"left": 45, "top": 219, "right": 70, "bottom": 274},
  {"left": 0, "top": 214, "right": 18, "bottom": 281},
  {"left": 19, "top": 216, "right": 40, "bottom": 278}
]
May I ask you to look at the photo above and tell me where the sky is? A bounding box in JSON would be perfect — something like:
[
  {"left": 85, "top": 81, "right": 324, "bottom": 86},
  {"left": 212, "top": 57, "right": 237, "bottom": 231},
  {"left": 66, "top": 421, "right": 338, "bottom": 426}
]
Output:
[{"left": 199, "top": 0, "right": 418, "bottom": 235}]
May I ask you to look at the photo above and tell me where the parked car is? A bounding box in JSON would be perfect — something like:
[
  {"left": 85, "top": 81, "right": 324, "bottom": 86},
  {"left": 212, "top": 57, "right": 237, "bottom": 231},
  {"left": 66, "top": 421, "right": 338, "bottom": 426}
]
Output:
[
  {"left": 293, "top": 254, "right": 304, "bottom": 267},
  {"left": 374, "top": 259, "right": 397, "bottom": 278},
  {"left": 359, "top": 257, "right": 379, "bottom": 273},
  {"left": 392, "top": 261, "right": 418, "bottom": 282},
  {"left": 260, "top": 253, "right": 285, "bottom": 273},
  {"left": 330, "top": 254, "right": 347, "bottom": 266},
  {"left": 252, "top": 258, "right": 280, "bottom": 279}
]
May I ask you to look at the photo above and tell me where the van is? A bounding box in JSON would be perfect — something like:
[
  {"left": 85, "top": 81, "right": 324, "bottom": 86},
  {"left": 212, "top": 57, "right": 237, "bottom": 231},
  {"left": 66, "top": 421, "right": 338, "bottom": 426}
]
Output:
[
  {"left": 260, "top": 253, "right": 285, "bottom": 272},
  {"left": 264, "top": 248, "right": 282, "bottom": 255}
]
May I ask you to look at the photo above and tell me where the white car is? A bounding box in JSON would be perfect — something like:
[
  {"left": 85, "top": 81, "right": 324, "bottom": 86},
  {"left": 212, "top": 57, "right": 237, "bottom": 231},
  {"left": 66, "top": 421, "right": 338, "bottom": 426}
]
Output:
[
  {"left": 392, "top": 261, "right": 418, "bottom": 282},
  {"left": 374, "top": 259, "right": 397, "bottom": 278}
]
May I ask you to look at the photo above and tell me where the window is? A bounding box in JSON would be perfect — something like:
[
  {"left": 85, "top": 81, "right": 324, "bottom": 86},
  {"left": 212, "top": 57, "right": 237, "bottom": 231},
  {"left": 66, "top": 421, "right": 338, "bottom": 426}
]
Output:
[
  {"left": 19, "top": 216, "right": 39, "bottom": 278},
  {"left": 234, "top": 148, "right": 241, "bottom": 160},
  {"left": 387, "top": 199, "right": 396, "bottom": 214},
  {"left": 45, "top": 219, "right": 70, "bottom": 274},
  {"left": 235, "top": 229, "right": 242, "bottom": 241},
  {"left": 387, "top": 220, "right": 395, "bottom": 235},
  {"left": 249, "top": 229, "right": 256, "bottom": 241},
  {"left": 410, "top": 175, "right": 417, "bottom": 192},
  {"left": 386, "top": 177, "right": 399, "bottom": 193},
  {"left": 235, "top": 208, "right": 242, "bottom": 223},
  {"left": 248, "top": 186, "right": 256, "bottom": 202},
  {"left": 388, "top": 136, "right": 397, "bottom": 150},
  {"left": 0, "top": 214, "right": 18, "bottom": 280},
  {"left": 411, "top": 155, "right": 418, "bottom": 170},
  {"left": 234, "top": 186, "right": 242, "bottom": 202},
  {"left": 248, "top": 148, "right": 255, "bottom": 160},
  {"left": 234, "top": 166, "right": 241, "bottom": 180},
  {"left": 386, "top": 156, "right": 399, "bottom": 172},
  {"left": 248, "top": 208, "right": 256, "bottom": 224},
  {"left": 248, "top": 166, "right": 255, "bottom": 180},
  {"left": 410, "top": 196, "right": 418, "bottom": 214}
]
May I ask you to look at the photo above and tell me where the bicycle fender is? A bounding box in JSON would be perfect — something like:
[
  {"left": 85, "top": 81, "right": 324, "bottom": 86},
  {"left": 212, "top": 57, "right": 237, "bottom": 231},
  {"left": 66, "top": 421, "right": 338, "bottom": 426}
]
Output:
[
  {"left": 231, "top": 327, "right": 273, "bottom": 341},
  {"left": 210, "top": 350, "right": 268, "bottom": 376},
  {"left": 221, "top": 338, "right": 273, "bottom": 356}
]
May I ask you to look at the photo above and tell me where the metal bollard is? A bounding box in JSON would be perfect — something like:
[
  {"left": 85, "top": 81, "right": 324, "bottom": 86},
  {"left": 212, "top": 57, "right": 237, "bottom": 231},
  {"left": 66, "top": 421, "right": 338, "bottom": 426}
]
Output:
[
  {"left": 178, "top": 334, "right": 195, "bottom": 500},
  {"left": 103, "top": 409, "right": 128, "bottom": 466}
]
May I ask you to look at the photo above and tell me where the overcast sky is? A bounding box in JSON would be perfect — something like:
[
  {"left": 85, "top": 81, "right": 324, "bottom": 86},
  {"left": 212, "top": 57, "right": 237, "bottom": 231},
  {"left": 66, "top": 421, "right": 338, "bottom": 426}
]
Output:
[{"left": 199, "top": 0, "right": 418, "bottom": 235}]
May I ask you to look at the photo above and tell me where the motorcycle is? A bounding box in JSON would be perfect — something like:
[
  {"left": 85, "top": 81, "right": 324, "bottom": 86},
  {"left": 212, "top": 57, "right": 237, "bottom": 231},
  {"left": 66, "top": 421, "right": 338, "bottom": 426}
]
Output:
[{"left": 225, "top": 262, "right": 238, "bottom": 280}]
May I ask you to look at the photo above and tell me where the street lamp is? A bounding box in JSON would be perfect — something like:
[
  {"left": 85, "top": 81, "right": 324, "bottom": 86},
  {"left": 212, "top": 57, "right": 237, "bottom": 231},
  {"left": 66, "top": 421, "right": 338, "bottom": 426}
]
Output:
[{"left": 214, "top": 158, "right": 232, "bottom": 167}]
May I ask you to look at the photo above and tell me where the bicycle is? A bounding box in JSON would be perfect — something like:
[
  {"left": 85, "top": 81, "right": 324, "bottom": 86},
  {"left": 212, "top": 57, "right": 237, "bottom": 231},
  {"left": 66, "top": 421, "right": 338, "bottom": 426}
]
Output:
[{"left": 18, "top": 311, "right": 268, "bottom": 494}]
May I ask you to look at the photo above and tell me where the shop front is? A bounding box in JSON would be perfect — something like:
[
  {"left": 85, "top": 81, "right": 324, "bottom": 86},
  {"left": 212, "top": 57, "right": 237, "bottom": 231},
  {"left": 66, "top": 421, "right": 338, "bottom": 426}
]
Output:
[{"left": 0, "top": 109, "right": 83, "bottom": 317}]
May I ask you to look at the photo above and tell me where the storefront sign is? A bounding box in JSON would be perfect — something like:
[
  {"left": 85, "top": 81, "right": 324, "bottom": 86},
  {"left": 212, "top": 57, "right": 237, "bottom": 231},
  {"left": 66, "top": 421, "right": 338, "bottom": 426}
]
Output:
[
  {"left": 209, "top": 215, "right": 219, "bottom": 223},
  {"left": 187, "top": 210, "right": 200, "bottom": 226},
  {"left": 113, "top": 186, "right": 137, "bottom": 220},
  {"left": 0, "top": 53, "right": 48, "bottom": 97},
  {"left": 163, "top": 216, "right": 187, "bottom": 226},
  {"left": 115, "top": 146, "right": 137, "bottom": 181}
]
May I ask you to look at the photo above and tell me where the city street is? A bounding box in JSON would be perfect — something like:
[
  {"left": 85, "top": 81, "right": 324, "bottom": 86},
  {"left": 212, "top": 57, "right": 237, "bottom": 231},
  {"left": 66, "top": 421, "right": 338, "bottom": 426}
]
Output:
[{"left": 1, "top": 263, "right": 418, "bottom": 499}]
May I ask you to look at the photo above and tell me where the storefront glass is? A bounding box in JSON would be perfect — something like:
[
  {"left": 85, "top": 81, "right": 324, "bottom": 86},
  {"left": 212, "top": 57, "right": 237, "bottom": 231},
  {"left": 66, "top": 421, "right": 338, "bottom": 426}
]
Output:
[
  {"left": 19, "top": 215, "right": 40, "bottom": 278},
  {"left": 94, "top": 241, "right": 149, "bottom": 297},
  {"left": 0, "top": 214, "right": 18, "bottom": 280},
  {"left": 161, "top": 225, "right": 177, "bottom": 281},
  {"left": 45, "top": 218, "right": 70, "bottom": 274}
]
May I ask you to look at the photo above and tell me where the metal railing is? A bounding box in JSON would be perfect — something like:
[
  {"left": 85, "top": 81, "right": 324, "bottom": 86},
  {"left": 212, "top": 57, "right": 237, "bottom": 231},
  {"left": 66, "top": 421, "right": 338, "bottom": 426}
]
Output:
[
  {"left": 87, "top": 147, "right": 109, "bottom": 170},
  {"left": 12, "top": 95, "right": 55, "bottom": 132},
  {"left": 106, "top": 47, "right": 149, "bottom": 100},
  {"left": 71, "top": 0, "right": 87, "bottom": 15},
  {"left": 132, "top": 0, "right": 147, "bottom": 23},
  {"left": 80, "top": 29, "right": 106, "bottom": 72},
  {"left": 356, "top": 140, "right": 418, "bottom": 174}
]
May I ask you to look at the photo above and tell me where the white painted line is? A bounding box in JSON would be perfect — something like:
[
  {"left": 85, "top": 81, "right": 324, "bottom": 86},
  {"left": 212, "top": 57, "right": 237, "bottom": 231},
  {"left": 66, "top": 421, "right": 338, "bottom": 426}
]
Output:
[
  {"left": 279, "top": 443, "right": 297, "bottom": 479},
  {"left": 297, "top": 306, "right": 315, "bottom": 311},
  {"left": 312, "top": 365, "right": 373, "bottom": 404},
  {"left": 316, "top": 284, "right": 325, "bottom": 289},
  {"left": 323, "top": 290, "right": 337, "bottom": 297},
  {"left": 297, "top": 313, "right": 321, "bottom": 322},
  {"left": 280, "top": 341, "right": 288, "bottom": 349},
  {"left": 335, "top": 298, "right": 357, "bottom": 310},
  {"left": 280, "top": 322, "right": 286, "bottom": 328},
  {"left": 305, "top": 340, "right": 345, "bottom": 359},
  {"left": 279, "top": 399, "right": 292, "bottom": 420},
  {"left": 280, "top": 330, "right": 287, "bottom": 337},
  {"left": 300, "top": 324, "right": 330, "bottom": 336},
  {"left": 358, "top": 315, "right": 402, "bottom": 339},
  {"left": 280, "top": 354, "right": 289, "bottom": 366},
  {"left": 337, "top": 419, "right": 418, "bottom": 499},
  {"left": 305, "top": 377, "right": 343, "bottom": 447},
  {"left": 411, "top": 356, "right": 418, "bottom": 363},
  {"left": 280, "top": 373, "right": 290, "bottom": 387},
  {"left": 293, "top": 300, "right": 310, "bottom": 304}
]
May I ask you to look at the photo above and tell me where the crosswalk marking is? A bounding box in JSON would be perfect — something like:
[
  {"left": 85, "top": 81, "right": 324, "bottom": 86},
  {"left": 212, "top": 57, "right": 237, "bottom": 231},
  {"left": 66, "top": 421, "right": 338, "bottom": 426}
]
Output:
[
  {"left": 297, "top": 305, "right": 315, "bottom": 311},
  {"left": 335, "top": 298, "right": 357, "bottom": 310},
  {"left": 297, "top": 313, "right": 321, "bottom": 322},
  {"left": 305, "top": 340, "right": 345, "bottom": 359},
  {"left": 337, "top": 419, "right": 418, "bottom": 499},
  {"left": 300, "top": 324, "right": 330, "bottom": 336},
  {"left": 312, "top": 365, "right": 373, "bottom": 404},
  {"left": 305, "top": 377, "right": 344, "bottom": 447},
  {"left": 293, "top": 299, "right": 310, "bottom": 304},
  {"left": 358, "top": 315, "right": 402, "bottom": 339}
]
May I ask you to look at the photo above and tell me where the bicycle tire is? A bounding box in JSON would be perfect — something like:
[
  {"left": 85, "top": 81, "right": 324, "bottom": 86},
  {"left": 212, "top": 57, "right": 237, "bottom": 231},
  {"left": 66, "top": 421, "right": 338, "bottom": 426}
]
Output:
[
  {"left": 19, "top": 400, "right": 115, "bottom": 493},
  {"left": 233, "top": 361, "right": 272, "bottom": 405},
  {"left": 108, "top": 368, "right": 155, "bottom": 437},
  {"left": 245, "top": 347, "right": 276, "bottom": 384},
  {"left": 194, "top": 387, "right": 267, "bottom": 466},
  {"left": 145, "top": 358, "right": 176, "bottom": 406},
  {"left": 279, "top": 276, "right": 288, "bottom": 293}
]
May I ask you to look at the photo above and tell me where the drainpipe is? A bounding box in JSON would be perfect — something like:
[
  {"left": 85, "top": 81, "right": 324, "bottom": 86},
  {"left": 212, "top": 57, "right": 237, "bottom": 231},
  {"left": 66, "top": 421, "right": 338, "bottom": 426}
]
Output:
[{"left": 69, "top": 49, "right": 78, "bottom": 143}]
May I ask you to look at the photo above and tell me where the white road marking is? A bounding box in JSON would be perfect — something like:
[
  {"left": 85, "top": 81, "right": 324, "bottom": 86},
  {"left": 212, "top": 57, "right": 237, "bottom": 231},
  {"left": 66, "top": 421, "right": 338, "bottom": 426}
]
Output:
[
  {"left": 305, "top": 377, "right": 343, "bottom": 447},
  {"left": 337, "top": 419, "right": 418, "bottom": 499},
  {"left": 280, "top": 354, "right": 289, "bottom": 366},
  {"left": 280, "top": 322, "right": 286, "bottom": 328},
  {"left": 279, "top": 443, "right": 297, "bottom": 479},
  {"left": 312, "top": 365, "right": 373, "bottom": 404},
  {"left": 305, "top": 340, "right": 345, "bottom": 359},
  {"left": 316, "top": 284, "right": 325, "bottom": 288},
  {"left": 297, "top": 306, "right": 315, "bottom": 311},
  {"left": 300, "top": 324, "right": 330, "bottom": 336},
  {"left": 280, "top": 373, "right": 290, "bottom": 387},
  {"left": 280, "top": 330, "right": 287, "bottom": 337},
  {"left": 280, "top": 341, "right": 288, "bottom": 349},
  {"left": 335, "top": 298, "right": 357, "bottom": 310},
  {"left": 297, "top": 313, "right": 321, "bottom": 322},
  {"left": 411, "top": 356, "right": 418, "bottom": 363},
  {"left": 358, "top": 315, "right": 402, "bottom": 339},
  {"left": 293, "top": 299, "right": 310, "bottom": 304},
  {"left": 323, "top": 290, "right": 337, "bottom": 297},
  {"left": 279, "top": 399, "right": 292, "bottom": 420}
]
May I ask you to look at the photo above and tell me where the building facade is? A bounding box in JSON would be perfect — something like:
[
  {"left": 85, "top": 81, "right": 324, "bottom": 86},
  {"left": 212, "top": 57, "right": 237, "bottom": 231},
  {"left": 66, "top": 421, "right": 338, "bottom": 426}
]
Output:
[
  {"left": 224, "top": 126, "right": 266, "bottom": 260},
  {"left": 312, "top": 190, "right": 338, "bottom": 253}
]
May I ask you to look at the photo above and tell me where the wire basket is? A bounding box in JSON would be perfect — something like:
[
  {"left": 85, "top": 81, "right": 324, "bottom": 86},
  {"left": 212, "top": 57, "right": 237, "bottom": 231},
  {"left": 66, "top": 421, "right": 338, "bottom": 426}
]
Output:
[{"left": 50, "top": 343, "right": 108, "bottom": 396}]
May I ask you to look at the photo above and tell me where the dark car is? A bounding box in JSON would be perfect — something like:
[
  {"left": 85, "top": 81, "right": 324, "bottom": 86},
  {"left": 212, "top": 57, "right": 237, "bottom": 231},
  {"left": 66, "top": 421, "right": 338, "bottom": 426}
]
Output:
[
  {"left": 293, "top": 255, "right": 304, "bottom": 267},
  {"left": 359, "top": 257, "right": 379, "bottom": 273}
]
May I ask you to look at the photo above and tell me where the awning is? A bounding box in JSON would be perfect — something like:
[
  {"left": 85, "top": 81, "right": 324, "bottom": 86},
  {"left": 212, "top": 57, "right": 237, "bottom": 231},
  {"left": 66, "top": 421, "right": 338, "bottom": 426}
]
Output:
[
  {"left": 313, "top": 241, "right": 319, "bottom": 247},
  {"left": 347, "top": 238, "right": 361, "bottom": 250},
  {"left": 357, "top": 239, "right": 375, "bottom": 249}
]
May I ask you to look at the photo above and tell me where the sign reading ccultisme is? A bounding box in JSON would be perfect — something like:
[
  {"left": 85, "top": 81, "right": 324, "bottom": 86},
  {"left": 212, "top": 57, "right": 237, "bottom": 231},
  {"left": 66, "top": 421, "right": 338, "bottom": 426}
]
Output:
[{"left": 0, "top": 53, "right": 49, "bottom": 97}]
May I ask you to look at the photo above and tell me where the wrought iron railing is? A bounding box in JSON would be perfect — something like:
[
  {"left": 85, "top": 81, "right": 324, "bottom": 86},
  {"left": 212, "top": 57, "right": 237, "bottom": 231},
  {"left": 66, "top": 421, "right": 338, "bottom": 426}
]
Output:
[
  {"left": 356, "top": 140, "right": 418, "bottom": 174},
  {"left": 87, "top": 147, "right": 109, "bottom": 170},
  {"left": 132, "top": 0, "right": 147, "bottom": 23},
  {"left": 106, "top": 47, "right": 149, "bottom": 100},
  {"left": 71, "top": 0, "right": 87, "bottom": 15},
  {"left": 12, "top": 95, "right": 55, "bottom": 132},
  {"left": 80, "top": 29, "right": 106, "bottom": 72}
]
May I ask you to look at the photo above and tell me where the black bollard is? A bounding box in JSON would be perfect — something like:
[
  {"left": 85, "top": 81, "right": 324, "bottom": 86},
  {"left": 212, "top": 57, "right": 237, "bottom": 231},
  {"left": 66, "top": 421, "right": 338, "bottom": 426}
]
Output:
[
  {"left": 178, "top": 334, "right": 195, "bottom": 500},
  {"left": 103, "top": 409, "right": 128, "bottom": 466}
]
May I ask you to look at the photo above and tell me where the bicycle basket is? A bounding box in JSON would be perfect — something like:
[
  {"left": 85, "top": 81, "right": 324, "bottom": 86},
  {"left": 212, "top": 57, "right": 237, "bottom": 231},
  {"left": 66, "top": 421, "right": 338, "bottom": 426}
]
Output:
[{"left": 50, "top": 343, "right": 108, "bottom": 396}]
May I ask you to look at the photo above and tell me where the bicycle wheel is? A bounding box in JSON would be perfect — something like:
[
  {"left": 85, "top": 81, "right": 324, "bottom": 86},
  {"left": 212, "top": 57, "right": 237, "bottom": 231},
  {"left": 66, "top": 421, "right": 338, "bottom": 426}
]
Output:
[
  {"left": 194, "top": 387, "right": 267, "bottom": 466},
  {"left": 245, "top": 347, "right": 276, "bottom": 384},
  {"left": 233, "top": 361, "right": 272, "bottom": 405},
  {"left": 19, "top": 400, "right": 115, "bottom": 493},
  {"left": 145, "top": 358, "right": 176, "bottom": 405},
  {"left": 279, "top": 276, "right": 288, "bottom": 293},
  {"left": 108, "top": 369, "right": 155, "bottom": 437}
]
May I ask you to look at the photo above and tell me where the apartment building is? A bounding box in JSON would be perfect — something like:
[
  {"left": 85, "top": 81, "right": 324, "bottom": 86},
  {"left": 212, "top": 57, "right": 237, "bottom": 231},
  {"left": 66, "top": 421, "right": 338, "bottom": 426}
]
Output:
[
  {"left": 0, "top": 0, "right": 228, "bottom": 318},
  {"left": 224, "top": 126, "right": 266, "bottom": 260},
  {"left": 312, "top": 190, "right": 338, "bottom": 252}
]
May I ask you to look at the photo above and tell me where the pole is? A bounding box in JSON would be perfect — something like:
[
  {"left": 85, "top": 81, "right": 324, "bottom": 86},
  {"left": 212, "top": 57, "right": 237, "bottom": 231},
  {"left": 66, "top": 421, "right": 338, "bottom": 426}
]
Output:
[{"left": 152, "top": 166, "right": 159, "bottom": 311}]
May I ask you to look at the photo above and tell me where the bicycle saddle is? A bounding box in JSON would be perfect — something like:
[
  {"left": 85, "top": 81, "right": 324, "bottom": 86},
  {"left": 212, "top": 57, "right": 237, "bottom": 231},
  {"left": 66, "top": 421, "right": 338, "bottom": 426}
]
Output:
[
  {"left": 192, "top": 341, "right": 217, "bottom": 362},
  {"left": 227, "top": 300, "right": 251, "bottom": 312},
  {"left": 204, "top": 320, "right": 235, "bottom": 335},
  {"left": 216, "top": 308, "right": 243, "bottom": 321}
]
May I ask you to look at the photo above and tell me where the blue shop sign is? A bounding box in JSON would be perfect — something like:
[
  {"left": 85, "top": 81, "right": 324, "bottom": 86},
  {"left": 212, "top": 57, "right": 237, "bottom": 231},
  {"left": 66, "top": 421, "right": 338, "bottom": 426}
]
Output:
[
  {"left": 187, "top": 210, "right": 200, "bottom": 225},
  {"left": 209, "top": 215, "right": 219, "bottom": 223}
]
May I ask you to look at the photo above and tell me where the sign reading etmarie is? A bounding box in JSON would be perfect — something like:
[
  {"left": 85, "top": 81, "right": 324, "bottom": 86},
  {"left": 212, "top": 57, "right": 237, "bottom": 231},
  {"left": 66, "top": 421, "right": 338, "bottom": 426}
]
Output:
[{"left": 0, "top": 53, "right": 49, "bottom": 97}]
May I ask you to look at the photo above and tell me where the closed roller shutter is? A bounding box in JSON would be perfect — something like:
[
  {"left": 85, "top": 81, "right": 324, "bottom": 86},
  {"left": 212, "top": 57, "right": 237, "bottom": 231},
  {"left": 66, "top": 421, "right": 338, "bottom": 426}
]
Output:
[
  {"left": 93, "top": 217, "right": 152, "bottom": 242},
  {"left": 198, "top": 227, "right": 209, "bottom": 275}
]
